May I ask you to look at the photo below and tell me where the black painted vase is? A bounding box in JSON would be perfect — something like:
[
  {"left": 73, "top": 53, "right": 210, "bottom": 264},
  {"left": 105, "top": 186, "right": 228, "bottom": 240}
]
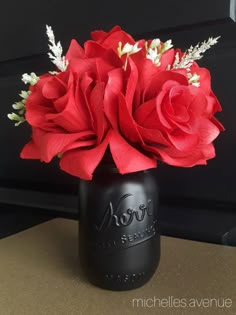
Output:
[{"left": 78, "top": 165, "right": 160, "bottom": 290}]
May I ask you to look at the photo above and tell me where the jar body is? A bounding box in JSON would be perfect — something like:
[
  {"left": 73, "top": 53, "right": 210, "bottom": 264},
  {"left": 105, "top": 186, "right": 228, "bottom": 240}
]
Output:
[{"left": 78, "top": 167, "right": 160, "bottom": 290}]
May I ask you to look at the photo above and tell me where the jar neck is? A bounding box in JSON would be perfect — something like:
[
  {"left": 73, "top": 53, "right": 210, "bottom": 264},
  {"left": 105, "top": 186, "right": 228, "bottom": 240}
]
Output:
[{"left": 94, "top": 149, "right": 118, "bottom": 174}]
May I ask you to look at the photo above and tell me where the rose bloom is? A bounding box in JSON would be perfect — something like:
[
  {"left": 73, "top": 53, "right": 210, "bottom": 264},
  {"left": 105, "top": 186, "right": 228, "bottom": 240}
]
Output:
[{"left": 21, "top": 26, "right": 224, "bottom": 179}]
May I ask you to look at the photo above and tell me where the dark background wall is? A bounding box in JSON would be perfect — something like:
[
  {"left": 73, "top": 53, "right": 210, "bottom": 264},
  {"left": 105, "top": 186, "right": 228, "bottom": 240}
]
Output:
[{"left": 1, "top": 0, "right": 236, "bottom": 243}]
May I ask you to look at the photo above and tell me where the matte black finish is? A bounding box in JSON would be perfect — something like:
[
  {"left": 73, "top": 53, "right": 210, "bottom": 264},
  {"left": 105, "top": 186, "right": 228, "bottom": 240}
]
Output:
[{"left": 78, "top": 167, "right": 160, "bottom": 290}]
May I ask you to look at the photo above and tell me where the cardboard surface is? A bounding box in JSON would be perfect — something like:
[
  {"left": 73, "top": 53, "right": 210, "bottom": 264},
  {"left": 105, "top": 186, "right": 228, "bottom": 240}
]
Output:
[{"left": 0, "top": 219, "right": 235, "bottom": 315}]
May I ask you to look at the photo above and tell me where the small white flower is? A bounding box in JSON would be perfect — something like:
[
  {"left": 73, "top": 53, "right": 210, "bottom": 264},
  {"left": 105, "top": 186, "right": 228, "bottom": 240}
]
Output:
[
  {"left": 145, "top": 39, "right": 173, "bottom": 66},
  {"left": 9, "top": 87, "right": 31, "bottom": 126},
  {"left": 49, "top": 71, "right": 59, "bottom": 75},
  {"left": 146, "top": 48, "right": 161, "bottom": 66},
  {"left": 8, "top": 113, "right": 17, "bottom": 120},
  {"left": 19, "top": 90, "right": 31, "bottom": 99},
  {"left": 7, "top": 113, "right": 25, "bottom": 126},
  {"left": 118, "top": 41, "right": 142, "bottom": 57},
  {"left": 117, "top": 41, "right": 142, "bottom": 70},
  {"left": 122, "top": 43, "right": 135, "bottom": 54},
  {"left": 188, "top": 72, "right": 201, "bottom": 87},
  {"left": 22, "top": 72, "right": 39, "bottom": 85},
  {"left": 12, "top": 101, "right": 24, "bottom": 110},
  {"left": 162, "top": 39, "right": 173, "bottom": 52},
  {"left": 192, "top": 82, "right": 200, "bottom": 87},
  {"left": 149, "top": 38, "right": 161, "bottom": 49}
]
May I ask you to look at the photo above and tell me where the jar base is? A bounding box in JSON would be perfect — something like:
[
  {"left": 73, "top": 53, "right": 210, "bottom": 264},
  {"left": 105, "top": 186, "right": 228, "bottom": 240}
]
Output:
[{"left": 84, "top": 264, "right": 159, "bottom": 291}]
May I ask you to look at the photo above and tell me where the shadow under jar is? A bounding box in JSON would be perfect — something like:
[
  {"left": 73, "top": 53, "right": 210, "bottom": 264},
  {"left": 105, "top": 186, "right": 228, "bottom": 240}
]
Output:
[{"left": 78, "top": 164, "right": 160, "bottom": 291}]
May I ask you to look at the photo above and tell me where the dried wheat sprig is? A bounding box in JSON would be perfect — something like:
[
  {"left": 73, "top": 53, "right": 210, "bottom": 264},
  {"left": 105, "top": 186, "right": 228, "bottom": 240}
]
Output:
[
  {"left": 172, "top": 36, "right": 220, "bottom": 70},
  {"left": 46, "top": 25, "right": 69, "bottom": 72}
]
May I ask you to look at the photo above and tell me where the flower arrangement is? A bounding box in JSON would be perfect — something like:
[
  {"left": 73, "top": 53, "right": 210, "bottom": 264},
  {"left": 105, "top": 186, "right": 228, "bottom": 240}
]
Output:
[{"left": 8, "top": 25, "right": 224, "bottom": 180}]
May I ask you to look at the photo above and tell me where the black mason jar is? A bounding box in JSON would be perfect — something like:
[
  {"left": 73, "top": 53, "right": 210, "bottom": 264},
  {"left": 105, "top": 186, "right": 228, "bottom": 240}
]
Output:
[{"left": 78, "top": 165, "right": 160, "bottom": 291}]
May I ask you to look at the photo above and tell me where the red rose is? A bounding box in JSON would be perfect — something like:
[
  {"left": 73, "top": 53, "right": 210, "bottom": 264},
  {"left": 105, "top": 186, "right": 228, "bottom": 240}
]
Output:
[
  {"left": 112, "top": 56, "right": 224, "bottom": 167},
  {"left": 21, "top": 31, "right": 159, "bottom": 179},
  {"left": 20, "top": 40, "right": 119, "bottom": 180},
  {"left": 91, "top": 25, "right": 136, "bottom": 51}
]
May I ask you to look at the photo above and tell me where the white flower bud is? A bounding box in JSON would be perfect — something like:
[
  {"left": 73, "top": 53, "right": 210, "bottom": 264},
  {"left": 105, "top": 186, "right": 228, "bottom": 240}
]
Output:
[
  {"left": 19, "top": 90, "right": 31, "bottom": 99},
  {"left": 146, "top": 48, "right": 161, "bottom": 66},
  {"left": 22, "top": 72, "right": 39, "bottom": 85},
  {"left": 188, "top": 72, "right": 201, "bottom": 87},
  {"left": 7, "top": 112, "right": 25, "bottom": 126},
  {"left": 12, "top": 101, "right": 24, "bottom": 110},
  {"left": 163, "top": 40, "right": 173, "bottom": 51},
  {"left": 118, "top": 42, "right": 142, "bottom": 57},
  {"left": 150, "top": 39, "right": 161, "bottom": 49}
]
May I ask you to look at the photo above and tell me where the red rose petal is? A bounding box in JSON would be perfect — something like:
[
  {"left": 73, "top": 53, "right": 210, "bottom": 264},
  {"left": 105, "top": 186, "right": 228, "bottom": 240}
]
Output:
[
  {"left": 125, "top": 58, "right": 138, "bottom": 113},
  {"left": 78, "top": 73, "right": 95, "bottom": 129},
  {"left": 89, "top": 82, "right": 107, "bottom": 144},
  {"left": 53, "top": 93, "right": 68, "bottom": 112},
  {"left": 42, "top": 76, "right": 67, "bottom": 99},
  {"left": 62, "top": 138, "right": 95, "bottom": 152},
  {"left": 143, "top": 71, "right": 188, "bottom": 101},
  {"left": 109, "top": 131, "right": 156, "bottom": 174},
  {"left": 91, "top": 25, "right": 121, "bottom": 42},
  {"left": 151, "top": 143, "right": 215, "bottom": 167},
  {"left": 167, "top": 132, "right": 199, "bottom": 151},
  {"left": 59, "top": 131, "right": 111, "bottom": 180},
  {"left": 137, "top": 125, "right": 169, "bottom": 146},
  {"left": 187, "top": 87, "right": 207, "bottom": 116},
  {"left": 158, "top": 49, "right": 175, "bottom": 71},
  {"left": 210, "top": 116, "right": 225, "bottom": 132},
  {"left": 26, "top": 104, "right": 53, "bottom": 128},
  {"left": 68, "top": 58, "right": 96, "bottom": 75},
  {"left": 99, "top": 30, "right": 135, "bottom": 51},
  {"left": 95, "top": 55, "right": 117, "bottom": 82},
  {"left": 46, "top": 86, "right": 91, "bottom": 133},
  {"left": 26, "top": 84, "right": 51, "bottom": 108},
  {"left": 104, "top": 68, "right": 124, "bottom": 129},
  {"left": 134, "top": 98, "right": 157, "bottom": 126},
  {"left": 90, "top": 30, "right": 107, "bottom": 41},
  {"left": 20, "top": 140, "right": 41, "bottom": 160},
  {"left": 32, "top": 128, "right": 95, "bottom": 162},
  {"left": 84, "top": 41, "right": 107, "bottom": 58},
  {"left": 133, "top": 58, "right": 159, "bottom": 97},
  {"left": 210, "top": 91, "right": 223, "bottom": 113},
  {"left": 198, "top": 118, "right": 221, "bottom": 144},
  {"left": 66, "top": 39, "right": 84, "bottom": 60},
  {"left": 195, "top": 67, "right": 211, "bottom": 94},
  {"left": 118, "top": 93, "right": 142, "bottom": 143},
  {"left": 156, "top": 92, "right": 173, "bottom": 129}
]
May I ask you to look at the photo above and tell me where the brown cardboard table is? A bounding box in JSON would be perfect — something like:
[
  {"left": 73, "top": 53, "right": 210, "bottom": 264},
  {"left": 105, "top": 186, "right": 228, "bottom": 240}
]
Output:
[{"left": 0, "top": 219, "right": 235, "bottom": 315}]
